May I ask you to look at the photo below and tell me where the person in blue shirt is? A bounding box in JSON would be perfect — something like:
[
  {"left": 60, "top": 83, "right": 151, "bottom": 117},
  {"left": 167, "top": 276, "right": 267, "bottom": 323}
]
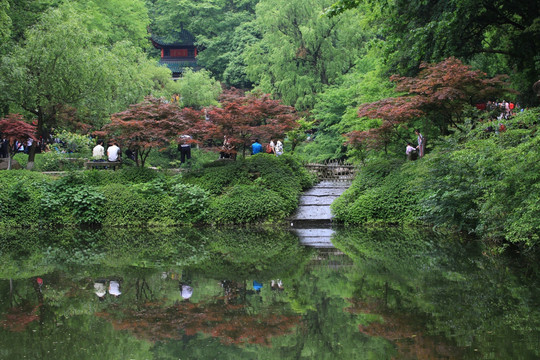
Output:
[{"left": 251, "top": 139, "right": 263, "bottom": 155}]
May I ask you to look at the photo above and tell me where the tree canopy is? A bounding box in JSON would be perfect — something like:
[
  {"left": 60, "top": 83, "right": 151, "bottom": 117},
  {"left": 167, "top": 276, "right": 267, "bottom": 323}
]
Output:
[
  {"left": 189, "top": 89, "right": 300, "bottom": 158},
  {"left": 100, "top": 97, "right": 189, "bottom": 167}
]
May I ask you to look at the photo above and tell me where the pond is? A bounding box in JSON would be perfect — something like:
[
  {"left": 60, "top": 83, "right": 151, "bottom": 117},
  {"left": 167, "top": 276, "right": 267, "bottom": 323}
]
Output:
[{"left": 0, "top": 227, "right": 539, "bottom": 359}]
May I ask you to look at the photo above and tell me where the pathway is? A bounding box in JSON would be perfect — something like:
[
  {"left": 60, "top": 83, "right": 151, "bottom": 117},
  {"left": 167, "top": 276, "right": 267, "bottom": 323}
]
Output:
[{"left": 289, "top": 180, "right": 351, "bottom": 248}]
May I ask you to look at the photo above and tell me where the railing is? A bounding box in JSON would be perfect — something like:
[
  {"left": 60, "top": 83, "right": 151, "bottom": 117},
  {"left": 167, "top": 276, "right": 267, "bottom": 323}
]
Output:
[{"left": 303, "top": 160, "right": 358, "bottom": 182}]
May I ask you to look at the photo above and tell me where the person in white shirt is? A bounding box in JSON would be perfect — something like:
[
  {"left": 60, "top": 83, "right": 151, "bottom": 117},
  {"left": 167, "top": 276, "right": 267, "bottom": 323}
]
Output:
[
  {"left": 92, "top": 140, "right": 105, "bottom": 160},
  {"left": 94, "top": 281, "right": 107, "bottom": 299},
  {"left": 406, "top": 143, "right": 417, "bottom": 161},
  {"left": 275, "top": 140, "right": 283, "bottom": 156},
  {"left": 108, "top": 280, "right": 121, "bottom": 297},
  {"left": 107, "top": 142, "right": 121, "bottom": 162}
]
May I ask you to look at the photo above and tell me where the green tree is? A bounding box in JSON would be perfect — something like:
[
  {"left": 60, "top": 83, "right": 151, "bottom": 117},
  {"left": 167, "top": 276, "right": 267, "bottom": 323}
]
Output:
[
  {"left": 72, "top": 0, "right": 150, "bottom": 48},
  {"left": 0, "top": 0, "right": 11, "bottom": 42},
  {"left": 5, "top": 0, "right": 60, "bottom": 44},
  {"left": 328, "top": 0, "right": 540, "bottom": 104},
  {"left": 165, "top": 69, "right": 222, "bottom": 109},
  {"left": 0, "top": 5, "right": 170, "bottom": 168},
  {"left": 244, "top": 0, "right": 366, "bottom": 110},
  {"left": 148, "top": 0, "right": 259, "bottom": 87}
]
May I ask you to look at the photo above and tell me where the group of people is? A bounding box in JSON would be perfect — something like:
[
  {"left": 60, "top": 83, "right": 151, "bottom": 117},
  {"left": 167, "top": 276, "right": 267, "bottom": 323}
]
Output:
[
  {"left": 251, "top": 139, "right": 284, "bottom": 156},
  {"left": 406, "top": 129, "right": 425, "bottom": 160},
  {"left": 94, "top": 279, "right": 122, "bottom": 300},
  {"left": 92, "top": 140, "right": 121, "bottom": 162},
  {"left": 477, "top": 100, "right": 520, "bottom": 120},
  {"left": 0, "top": 136, "right": 51, "bottom": 157}
]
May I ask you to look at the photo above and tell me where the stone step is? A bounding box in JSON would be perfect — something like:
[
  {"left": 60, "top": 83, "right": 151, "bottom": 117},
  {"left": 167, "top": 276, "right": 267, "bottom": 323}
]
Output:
[
  {"left": 299, "top": 195, "right": 339, "bottom": 206},
  {"left": 299, "top": 238, "right": 336, "bottom": 248},
  {"left": 293, "top": 205, "right": 333, "bottom": 220},
  {"left": 293, "top": 228, "right": 335, "bottom": 237},
  {"left": 302, "top": 187, "right": 349, "bottom": 197}
]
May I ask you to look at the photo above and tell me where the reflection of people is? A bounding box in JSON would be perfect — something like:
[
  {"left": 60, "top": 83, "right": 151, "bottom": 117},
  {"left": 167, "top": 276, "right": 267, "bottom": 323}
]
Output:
[
  {"left": 92, "top": 140, "right": 105, "bottom": 161},
  {"left": 94, "top": 281, "right": 107, "bottom": 300},
  {"left": 271, "top": 280, "right": 284, "bottom": 291},
  {"left": 253, "top": 280, "right": 263, "bottom": 293},
  {"left": 108, "top": 280, "right": 122, "bottom": 297},
  {"left": 107, "top": 142, "right": 121, "bottom": 162}
]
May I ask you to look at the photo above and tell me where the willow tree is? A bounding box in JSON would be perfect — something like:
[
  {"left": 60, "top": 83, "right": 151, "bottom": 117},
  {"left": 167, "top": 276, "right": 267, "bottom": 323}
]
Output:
[{"left": 244, "top": 0, "right": 366, "bottom": 110}]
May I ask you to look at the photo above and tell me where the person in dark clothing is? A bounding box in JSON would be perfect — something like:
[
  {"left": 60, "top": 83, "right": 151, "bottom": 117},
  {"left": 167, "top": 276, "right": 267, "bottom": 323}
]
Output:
[
  {"left": 178, "top": 136, "right": 192, "bottom": 164},
  {"left": 0, "top": 139, "right": 8, "bottom": 158}
]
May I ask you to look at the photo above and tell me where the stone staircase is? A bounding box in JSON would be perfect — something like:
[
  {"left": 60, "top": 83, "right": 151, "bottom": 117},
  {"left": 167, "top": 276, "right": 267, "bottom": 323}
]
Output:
[{"left": 290, "top": 181, "right": 351, "bottom": 248}]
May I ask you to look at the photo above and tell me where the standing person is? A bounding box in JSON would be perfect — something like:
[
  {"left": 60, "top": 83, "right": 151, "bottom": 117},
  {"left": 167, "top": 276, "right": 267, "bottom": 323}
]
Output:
[
  {"left": 92, "top": 140, "right": 105, "bottom": 161},
  {"left": 251, "top": 139, "right": 262, "bottom": 155},
  {"left": 178, "top": 135, "right": 192, "bottom": 164},
  {"left": 107, "top": 142, "right": 121, "bottom": 162},
  {"left": 275, "top": 139, "right": 283, "bottom": 156},
  {"left": 266, "top": 139, "right": 275, "bottom": 154},
  {"left": 415, "top": 130, "right": 425, "bottom": 158}
]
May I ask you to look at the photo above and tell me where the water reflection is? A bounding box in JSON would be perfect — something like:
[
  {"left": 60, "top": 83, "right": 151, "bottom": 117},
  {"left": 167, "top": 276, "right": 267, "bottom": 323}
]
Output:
[{"left": 0, "top": 227, "right": 539, "bottom": 359}]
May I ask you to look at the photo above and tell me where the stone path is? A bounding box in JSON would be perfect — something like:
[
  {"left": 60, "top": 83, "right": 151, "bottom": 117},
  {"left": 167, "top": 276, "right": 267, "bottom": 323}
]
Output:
[
  {"left": 289, "top": 180, "right": 351, "bottom": 248},
  {"left": 290, "top": 181, "right": 350, "bottom": 222}
]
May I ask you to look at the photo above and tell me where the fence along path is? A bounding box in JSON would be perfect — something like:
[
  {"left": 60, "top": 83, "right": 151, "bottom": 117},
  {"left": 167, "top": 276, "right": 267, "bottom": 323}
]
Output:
[
  {"left": 303, "top": 160, "right": 357, "bottom": 182},
  {"left": 291, "top": 161, "right": 357, "bottom": 248}
]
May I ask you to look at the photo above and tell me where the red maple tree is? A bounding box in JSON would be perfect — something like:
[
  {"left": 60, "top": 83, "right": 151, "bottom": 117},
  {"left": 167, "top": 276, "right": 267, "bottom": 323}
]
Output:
[
  {"left": 188, "top": 89, "right": 300, "bottom": 158},
  {"left": 98, "top": 97, "right": 189, "bottom": 167},
  {"left": 0, "top": 114, "right": 37, "bottom": 169},
  {"left": 346, "top": 57, "right": 511, "bottom": 152}
]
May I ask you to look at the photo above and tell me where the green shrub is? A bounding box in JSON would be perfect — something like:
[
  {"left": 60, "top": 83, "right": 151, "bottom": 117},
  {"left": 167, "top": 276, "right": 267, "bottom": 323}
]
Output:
[
  {"left": 101, "top": 184, "right": 149, "bottom": 227},
  {"left": 332, "top": 160, "right": 423, "bottom": 225},
  {"left": 183, "top": 162, "right": 247, "bottom": 195},
  {"left": 0, "top": 171, "right": 49, "bottom": 227},
  {"left": 210, "top": 184, "right": 285, "bottom": 224},
  {"left": 170, "top": 183, "right": 210, "bottom": 224}
]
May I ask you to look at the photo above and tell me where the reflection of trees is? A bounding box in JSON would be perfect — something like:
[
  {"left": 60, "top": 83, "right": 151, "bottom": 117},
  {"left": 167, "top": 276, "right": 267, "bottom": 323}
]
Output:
[
  {"left": 98, "top": 298, "right": 300, "bottom": 345},
  {"left": 347, "top": 299, "right": 461, "bottom": 359},
  {"left": 333, "top": 227, "right": 540, "bottom": 359}
]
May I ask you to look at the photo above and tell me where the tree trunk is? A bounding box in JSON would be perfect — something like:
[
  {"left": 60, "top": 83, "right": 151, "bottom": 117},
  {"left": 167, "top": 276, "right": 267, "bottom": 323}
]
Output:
[
  {"left": 27, "top": 110, "right": 45, "bottom": 170},
  {"left": 26, "top": 144, "right": 35, "bottom": 170}
]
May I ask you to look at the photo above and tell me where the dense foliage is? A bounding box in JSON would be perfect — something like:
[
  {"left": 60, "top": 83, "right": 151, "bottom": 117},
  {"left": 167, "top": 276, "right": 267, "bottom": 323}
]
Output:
[
  {"left": 0, "top": 155, "right": 314, "bottom": 227},
  {"left": 333, "top": 109, "right": 540, "bottom": 249}
]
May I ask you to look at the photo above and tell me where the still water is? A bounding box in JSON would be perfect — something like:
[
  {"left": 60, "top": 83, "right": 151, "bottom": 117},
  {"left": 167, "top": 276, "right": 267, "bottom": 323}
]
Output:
[{"left": 0, "top": 227, "right": 539, "bottom": 359}]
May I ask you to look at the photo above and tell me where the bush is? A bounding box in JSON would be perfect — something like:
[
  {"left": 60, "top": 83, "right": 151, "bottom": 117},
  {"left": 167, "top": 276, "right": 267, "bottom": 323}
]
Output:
[
  {"left": 170, "top": 183, "right": 210, "bottom": 224},
  {"left": 332, "top": 159, "right": 424, "bottom": 225},
  {"left": 0, "top": 153, "right": 313, "bottom": 227},
  {"left": 0, "top": 171, "right": 49, "bottom": 227},
  {"left": 210, "top": 184, "right": 285, "bottom": 224}
]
